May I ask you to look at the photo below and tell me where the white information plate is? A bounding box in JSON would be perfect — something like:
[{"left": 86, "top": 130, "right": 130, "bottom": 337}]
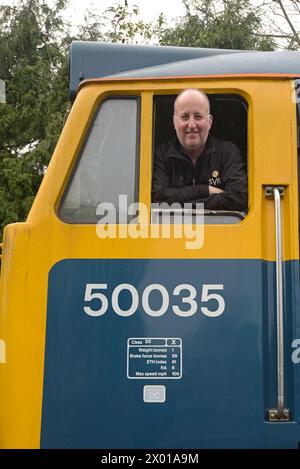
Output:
[{"left": 127, "top": 338, "right": 182, "bottom": 379}]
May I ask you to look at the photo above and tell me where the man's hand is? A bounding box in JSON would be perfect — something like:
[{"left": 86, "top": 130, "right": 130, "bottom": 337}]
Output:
[{"left": 209, "top": 186, "right": 224, "bottom": 195}]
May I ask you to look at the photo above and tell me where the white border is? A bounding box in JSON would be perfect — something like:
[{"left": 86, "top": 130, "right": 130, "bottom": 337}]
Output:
[{"left": 127, "top": 337, "right": 182, "bottom": 379}]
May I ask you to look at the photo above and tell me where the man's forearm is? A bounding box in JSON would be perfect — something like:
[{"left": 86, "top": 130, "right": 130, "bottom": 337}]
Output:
[{"left": 152, "top": 184, "right": 209, "bottom": 205}]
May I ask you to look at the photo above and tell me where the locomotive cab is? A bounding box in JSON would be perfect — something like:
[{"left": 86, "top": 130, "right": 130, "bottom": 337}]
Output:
[{"left": 0, "top": 42, "right": 300, "bottom": 449}]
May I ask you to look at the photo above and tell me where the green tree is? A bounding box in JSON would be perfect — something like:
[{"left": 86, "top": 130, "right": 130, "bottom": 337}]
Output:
[
  {"left": 159, "top": 0, "right": 275, "bottom": 50},
  {"left": 0, "top": 0, "right": 70, "bottom": 236}
]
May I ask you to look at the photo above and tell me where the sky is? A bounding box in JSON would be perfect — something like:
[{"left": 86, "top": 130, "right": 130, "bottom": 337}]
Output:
[
  {"left": 65, "top": 0, "right": 185, "bottom": 24},
  {"left": 0, "top": 0, "right": 186, "bottom": 25}
]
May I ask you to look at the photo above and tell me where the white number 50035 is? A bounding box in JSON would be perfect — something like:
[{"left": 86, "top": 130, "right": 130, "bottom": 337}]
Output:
[{"left": 83, "top": 283, "right": 225, "bottom": 318}]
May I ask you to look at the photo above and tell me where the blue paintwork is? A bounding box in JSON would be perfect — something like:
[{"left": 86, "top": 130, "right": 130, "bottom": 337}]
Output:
[
  {"left": 69, "top": 42, "right": 242, "bottom": 101},
  {"left": 40, "top": 259, "right": 300, "bottom": 448},
  {"left": 69, "top": 42, "right": 300, "bottom": 102}
]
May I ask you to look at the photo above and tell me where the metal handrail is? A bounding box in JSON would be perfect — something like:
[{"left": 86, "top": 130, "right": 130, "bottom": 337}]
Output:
[{"left": 265, "top": 186, "right": 289, "bottom": 421}]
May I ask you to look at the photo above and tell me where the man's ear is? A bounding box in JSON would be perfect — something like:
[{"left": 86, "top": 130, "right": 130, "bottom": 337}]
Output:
[
  {"left": 209, "top": 114, "right": 213, "bottom": 129},
  {"left": 173, "top": 114, "right": 176, "bottom": 129}
]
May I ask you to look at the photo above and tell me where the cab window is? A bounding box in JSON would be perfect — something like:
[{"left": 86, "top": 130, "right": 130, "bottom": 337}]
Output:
[
  {"left": 59, "top": 97, "right": 140, "bottom": 223},
  {"left": 152, "top": 93, "right": 248, "bottom": 224}
]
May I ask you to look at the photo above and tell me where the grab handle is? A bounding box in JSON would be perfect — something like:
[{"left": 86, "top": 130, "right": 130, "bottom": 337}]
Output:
[{"left": 265, "top": 186, "right": 289, "bottom": 421}]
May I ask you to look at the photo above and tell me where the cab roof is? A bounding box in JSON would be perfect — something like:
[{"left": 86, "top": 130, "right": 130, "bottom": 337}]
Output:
[{"left": 70, "top": 41, "right": 300, "bottom": 101}]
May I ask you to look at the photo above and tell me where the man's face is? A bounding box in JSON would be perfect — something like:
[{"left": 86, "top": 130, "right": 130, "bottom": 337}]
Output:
[{"left": 173, "top": 90, "right": 212, "bottom": 155}]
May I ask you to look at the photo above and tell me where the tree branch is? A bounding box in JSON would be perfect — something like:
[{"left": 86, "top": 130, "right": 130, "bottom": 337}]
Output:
[
  {"left": 273, "top": 0, "right": 300, "bottom": 45},
  {"left": 255, "top": 33, "right": 294, "bottom": 37}
]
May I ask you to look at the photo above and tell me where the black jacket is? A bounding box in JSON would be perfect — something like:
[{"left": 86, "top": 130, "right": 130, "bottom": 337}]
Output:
[{"left": 152, "top": 135, "right": 248, "bottom": 211}]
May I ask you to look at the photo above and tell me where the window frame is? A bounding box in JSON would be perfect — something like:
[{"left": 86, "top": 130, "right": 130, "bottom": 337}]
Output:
[
  {"left": 58, "top": 94, "right": 141, "bottom": 224},
  {"left": 151, "top": 91, "right": 249, "bottom": 225}
]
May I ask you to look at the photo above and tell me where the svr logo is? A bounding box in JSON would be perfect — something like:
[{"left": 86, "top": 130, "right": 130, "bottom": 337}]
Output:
[
  {"left": 83, "top": 283, "right": 225, "bottom": 318},
  {"left": 209, "top": 170, "right": 221, "bottom": 186},
  {"left": 209, "top": 177, "right": 221, "bottom": 186}
]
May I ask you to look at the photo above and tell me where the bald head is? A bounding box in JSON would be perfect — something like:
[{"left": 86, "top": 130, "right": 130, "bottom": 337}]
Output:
[
  {"left": 174, "top": 88, "right": 210, "bottom": 116},
  {"left": 173, "top": 88, "right": 213, "bottom": 160}
]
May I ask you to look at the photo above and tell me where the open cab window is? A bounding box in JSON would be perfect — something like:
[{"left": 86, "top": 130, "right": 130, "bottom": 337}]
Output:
[{"left": 152, "top": 93, "right": 248, "bottom": 224}]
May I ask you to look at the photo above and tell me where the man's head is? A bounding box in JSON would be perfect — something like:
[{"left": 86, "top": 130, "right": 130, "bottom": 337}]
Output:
[{"left": 173, "top": 89, "right": 212, "bottom": 158}]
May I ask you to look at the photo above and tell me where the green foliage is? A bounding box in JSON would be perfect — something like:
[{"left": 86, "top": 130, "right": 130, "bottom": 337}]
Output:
[
  {"left": 77, "top": 3, "right": 162, "bottom": 43},
  {"left": 0, "top": 155, "right": 36, "bottom": 227},
  {"left": 159, "top": 0, "right": 275, "bottom": 50},
  {"left": 103, "top": 4, "right": 160, "bottom": 43},
  {"left": 0, "top": 0, "right": 70, "bottom": 237}
]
